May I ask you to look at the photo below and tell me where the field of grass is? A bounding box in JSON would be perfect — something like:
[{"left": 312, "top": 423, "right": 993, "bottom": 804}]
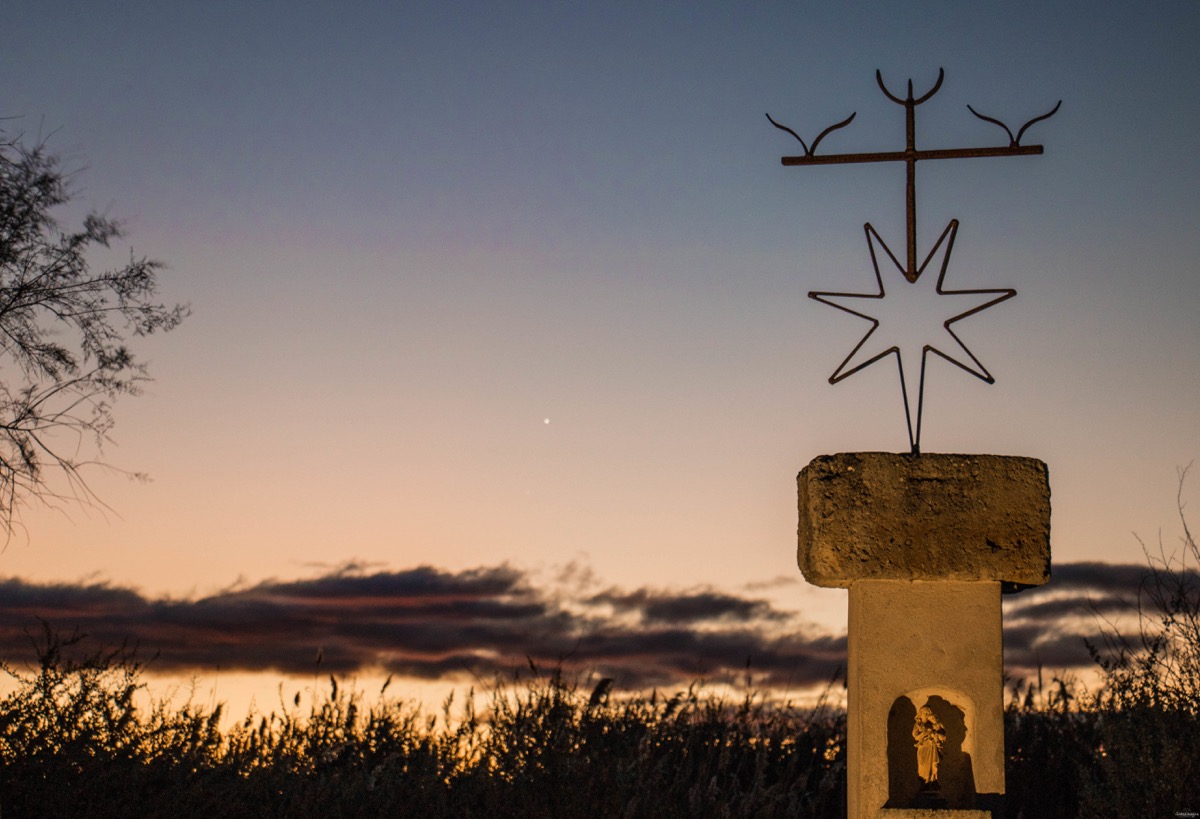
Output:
[
  {"left": 0, "top": 625, "right": 1196, "bottom": 818},
  {"left": 0, "top": 632, "right": 846, "bottom": 818}
]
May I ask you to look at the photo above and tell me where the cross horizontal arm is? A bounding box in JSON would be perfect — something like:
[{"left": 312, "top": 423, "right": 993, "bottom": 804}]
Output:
[{"left": 781, "top": 144, "right": 1043, "bottom": 166}]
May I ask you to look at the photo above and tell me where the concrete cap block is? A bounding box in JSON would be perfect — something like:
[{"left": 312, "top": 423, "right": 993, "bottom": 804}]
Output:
[{"left": 797, "top": 452, "right": 1050, "bottom": 588}]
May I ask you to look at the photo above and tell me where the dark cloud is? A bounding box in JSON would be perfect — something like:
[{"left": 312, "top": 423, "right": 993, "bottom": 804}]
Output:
[
  {"left": 1044, "top": 562, "right": 1149, "bottom": 591},
  {"left": 1002, "top": 624, "right": 1110, "bottom": 671},
  {"left": 998, "top": 561, "right": 1199, "bottom": 675},
  {"left": 0, "top": 565, "right": 833, "bottom": 690},
  {"left": 586, "top": 588, "right": 788, "bottom": 625},
  {"left": 1006, "top": 594, "right": 1131, "bottom": 623},
  {"left": 0, "top": 561, "right": 1168, "bottom": 691}
]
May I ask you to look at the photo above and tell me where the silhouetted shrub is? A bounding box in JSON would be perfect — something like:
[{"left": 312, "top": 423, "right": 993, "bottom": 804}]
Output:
[{"left": 1073, "top": 472, "right": 1200, "bottom": 816}]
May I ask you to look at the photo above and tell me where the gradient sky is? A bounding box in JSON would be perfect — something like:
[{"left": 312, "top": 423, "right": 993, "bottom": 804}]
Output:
[{"left": 1, "top": 2, "right": 1198, "bottom": 702}]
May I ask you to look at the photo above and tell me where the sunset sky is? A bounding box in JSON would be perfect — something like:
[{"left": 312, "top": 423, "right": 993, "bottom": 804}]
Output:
[{"left": 1, "top": 2, "right": 1197, "bottom": 705}]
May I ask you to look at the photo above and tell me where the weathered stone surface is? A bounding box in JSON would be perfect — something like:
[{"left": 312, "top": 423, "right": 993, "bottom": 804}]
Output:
[
  {"left": 848, "top": 581, "right": 1004, "bottom": 817},
  {"left": 797, "top": 452, "right": 1050, "bottom": 588}
]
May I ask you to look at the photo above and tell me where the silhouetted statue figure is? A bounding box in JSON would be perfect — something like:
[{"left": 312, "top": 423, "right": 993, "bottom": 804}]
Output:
[{"left": 913, "top": 705, "right": 946, "bottom": 785}]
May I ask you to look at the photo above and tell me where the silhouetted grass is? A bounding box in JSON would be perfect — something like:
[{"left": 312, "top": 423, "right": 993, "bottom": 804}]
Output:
[
  {"left": 3, "top": 630, "right": 1197, "bottom": 819},
  {"left": 1, "top": 613, "right": 1198, "bottom": 818},
  {"left": 0, "top": 631, "right": 845, "bottom": 818}
]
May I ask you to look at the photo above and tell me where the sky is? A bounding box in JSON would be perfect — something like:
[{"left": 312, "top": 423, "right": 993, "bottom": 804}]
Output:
[{"left": 0, "top": 1, "right": 1198, "bottom": 708}]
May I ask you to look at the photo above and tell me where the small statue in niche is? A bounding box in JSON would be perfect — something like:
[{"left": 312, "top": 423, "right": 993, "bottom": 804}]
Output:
[{"left": 912, "top": 705, "right": 946, "bottom": 785}]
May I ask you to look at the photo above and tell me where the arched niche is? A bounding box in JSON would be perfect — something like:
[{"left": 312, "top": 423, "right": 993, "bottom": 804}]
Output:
[{"left": 886, "top": 686, "right": 978, "bottom": 809}]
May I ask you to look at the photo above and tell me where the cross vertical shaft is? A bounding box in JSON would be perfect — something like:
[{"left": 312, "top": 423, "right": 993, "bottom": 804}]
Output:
[
  {"left": 904, "top": 85, "right": 917, "bottom": 278},
  {"left": 877, "top": 70, "right": 946, "bottom": 283}
]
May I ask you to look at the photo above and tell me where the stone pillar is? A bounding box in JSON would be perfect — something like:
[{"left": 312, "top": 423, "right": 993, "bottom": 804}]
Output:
[{"left": 797, "top": 453, "right": 1050, "bottom": 819}]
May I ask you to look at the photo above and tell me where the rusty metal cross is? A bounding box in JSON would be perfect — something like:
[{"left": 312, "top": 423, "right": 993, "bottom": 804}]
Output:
[
  {"left": 770, "top": 68, "right": 1059, "bottom": 282},
  {"left": 769, "top": 69, "right": 1059, "bottom": 453}
]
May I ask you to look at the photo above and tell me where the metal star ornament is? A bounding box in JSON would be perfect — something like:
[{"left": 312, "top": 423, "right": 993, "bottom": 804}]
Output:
[{"left": 809, "top": 219, "right": 1015, "bottom": 454}]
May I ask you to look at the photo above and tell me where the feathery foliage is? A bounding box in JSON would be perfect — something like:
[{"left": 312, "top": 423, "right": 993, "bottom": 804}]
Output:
[{"left": 0, "top": 129, "right": 186, "bottom": 535}]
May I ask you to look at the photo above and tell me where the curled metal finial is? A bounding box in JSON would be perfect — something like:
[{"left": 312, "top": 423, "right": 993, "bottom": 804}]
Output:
[
  {"left": 876, "top": 67, "right": 944, "bottom": 105},
  {"left": 766, "top": 111, "right": 856, "bottom": 157},
  {"left": 967, "top": 100, "right": 1062, "bottom": 147}
]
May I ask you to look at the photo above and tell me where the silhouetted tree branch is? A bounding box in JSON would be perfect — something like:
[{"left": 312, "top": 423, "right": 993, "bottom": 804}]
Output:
[{"left": 0, "top": 128, "right": 187, "bottom": 537}]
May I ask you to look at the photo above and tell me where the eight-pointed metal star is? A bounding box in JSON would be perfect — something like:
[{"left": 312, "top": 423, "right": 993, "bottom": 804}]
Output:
[{"left": 809, "top": 219, "right": 1015, "bottom": 454}]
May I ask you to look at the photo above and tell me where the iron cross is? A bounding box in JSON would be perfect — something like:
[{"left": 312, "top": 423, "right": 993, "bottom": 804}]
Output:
[{"left": 769, "top": 69, "right": 1059, "bottom": 453}]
